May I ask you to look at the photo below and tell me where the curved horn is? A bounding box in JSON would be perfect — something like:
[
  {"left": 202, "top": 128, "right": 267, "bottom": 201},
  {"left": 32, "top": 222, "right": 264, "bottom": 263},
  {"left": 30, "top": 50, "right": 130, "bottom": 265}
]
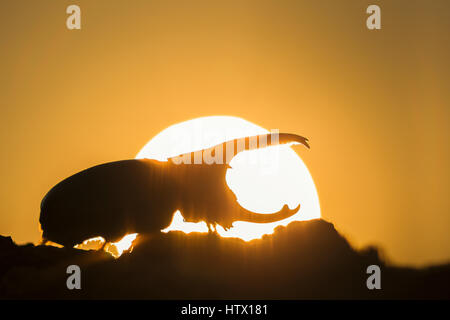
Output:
[
  {"left": 236, "top": 203, "right": 300, "bottom": 224},
  {"left": 169, "top": 133, "right": 309, "bottom": 164}
]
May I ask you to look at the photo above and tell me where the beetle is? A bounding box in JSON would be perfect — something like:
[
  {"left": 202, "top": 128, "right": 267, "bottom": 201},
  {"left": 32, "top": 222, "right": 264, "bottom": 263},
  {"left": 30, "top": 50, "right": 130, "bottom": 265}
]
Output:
[{"left": 39, "top": 132, "right": 310, "bottom": 247}]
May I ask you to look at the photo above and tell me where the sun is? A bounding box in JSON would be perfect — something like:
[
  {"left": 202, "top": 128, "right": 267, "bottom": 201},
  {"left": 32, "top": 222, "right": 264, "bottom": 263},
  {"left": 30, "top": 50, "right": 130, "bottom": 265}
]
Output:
[{"left": 136, "top": 116, "right": 320, "bottom": 241}]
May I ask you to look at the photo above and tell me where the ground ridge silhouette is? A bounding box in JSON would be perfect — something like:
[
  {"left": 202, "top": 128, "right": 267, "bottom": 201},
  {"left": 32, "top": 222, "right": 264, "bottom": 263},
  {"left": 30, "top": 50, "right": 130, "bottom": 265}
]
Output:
[{"left": 1, "top": 219, "right": 449, "bottom": 299}]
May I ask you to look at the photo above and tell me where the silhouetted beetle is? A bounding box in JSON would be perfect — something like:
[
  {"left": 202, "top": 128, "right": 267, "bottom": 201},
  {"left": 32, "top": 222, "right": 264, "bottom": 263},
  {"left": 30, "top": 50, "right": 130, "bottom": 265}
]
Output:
[{"left": 39, "top": 133, "right": 309, "bottom": 247}]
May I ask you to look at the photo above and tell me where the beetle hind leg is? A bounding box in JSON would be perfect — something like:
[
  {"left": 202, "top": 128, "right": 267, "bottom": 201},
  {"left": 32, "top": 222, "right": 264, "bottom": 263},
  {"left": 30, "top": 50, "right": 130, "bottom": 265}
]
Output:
[{"left": 39, "top": 237, "right": 48, "bottom": 246}]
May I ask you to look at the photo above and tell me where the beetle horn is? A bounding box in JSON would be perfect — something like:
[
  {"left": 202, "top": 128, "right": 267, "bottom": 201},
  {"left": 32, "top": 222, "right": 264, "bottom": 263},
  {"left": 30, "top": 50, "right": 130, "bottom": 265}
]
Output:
[
  {"left": 169, "top": 132, "right": 309, "bottom": 165},
  {"left": 236, "top": 203, "right": 300, "bottom": 223}
]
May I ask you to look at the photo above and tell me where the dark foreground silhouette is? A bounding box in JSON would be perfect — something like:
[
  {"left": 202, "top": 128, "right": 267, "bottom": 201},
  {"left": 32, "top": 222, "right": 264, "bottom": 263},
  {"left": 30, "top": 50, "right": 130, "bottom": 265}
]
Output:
[{"left": 1, "top": 219, "right": 449, "bottom": 299}]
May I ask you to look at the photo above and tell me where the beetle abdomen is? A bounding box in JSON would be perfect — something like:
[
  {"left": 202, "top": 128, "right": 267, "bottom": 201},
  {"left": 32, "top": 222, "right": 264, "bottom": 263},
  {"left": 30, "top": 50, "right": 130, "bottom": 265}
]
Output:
[{"left": 40, "top": 159, "right": 176, "bottom": 247}]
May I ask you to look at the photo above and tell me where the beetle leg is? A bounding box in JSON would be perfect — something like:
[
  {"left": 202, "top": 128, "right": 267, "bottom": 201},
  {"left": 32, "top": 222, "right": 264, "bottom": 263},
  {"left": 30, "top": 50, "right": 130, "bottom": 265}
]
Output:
[{"left": 39, "top": 237, "right": 48, "bottom": 246}]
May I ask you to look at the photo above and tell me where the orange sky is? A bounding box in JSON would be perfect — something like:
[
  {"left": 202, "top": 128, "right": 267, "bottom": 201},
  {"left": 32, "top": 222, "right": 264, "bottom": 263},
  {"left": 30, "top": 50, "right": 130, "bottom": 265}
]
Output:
[{"left": 0, "top": 0, "right": 449, "bottom": 266}]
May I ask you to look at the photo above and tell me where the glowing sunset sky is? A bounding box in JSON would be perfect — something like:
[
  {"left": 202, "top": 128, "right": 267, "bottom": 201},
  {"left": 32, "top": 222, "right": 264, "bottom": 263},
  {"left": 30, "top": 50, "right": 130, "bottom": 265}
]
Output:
[{"left": 0, "top": 0, "right": 449, "bottom": 266}]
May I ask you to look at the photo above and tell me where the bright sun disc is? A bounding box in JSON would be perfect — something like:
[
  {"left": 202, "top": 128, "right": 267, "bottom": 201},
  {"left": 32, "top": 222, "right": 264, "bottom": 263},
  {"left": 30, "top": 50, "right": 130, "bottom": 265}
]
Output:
[{"left": 137, "top": 116, "right": 320, "bottom": 241}]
